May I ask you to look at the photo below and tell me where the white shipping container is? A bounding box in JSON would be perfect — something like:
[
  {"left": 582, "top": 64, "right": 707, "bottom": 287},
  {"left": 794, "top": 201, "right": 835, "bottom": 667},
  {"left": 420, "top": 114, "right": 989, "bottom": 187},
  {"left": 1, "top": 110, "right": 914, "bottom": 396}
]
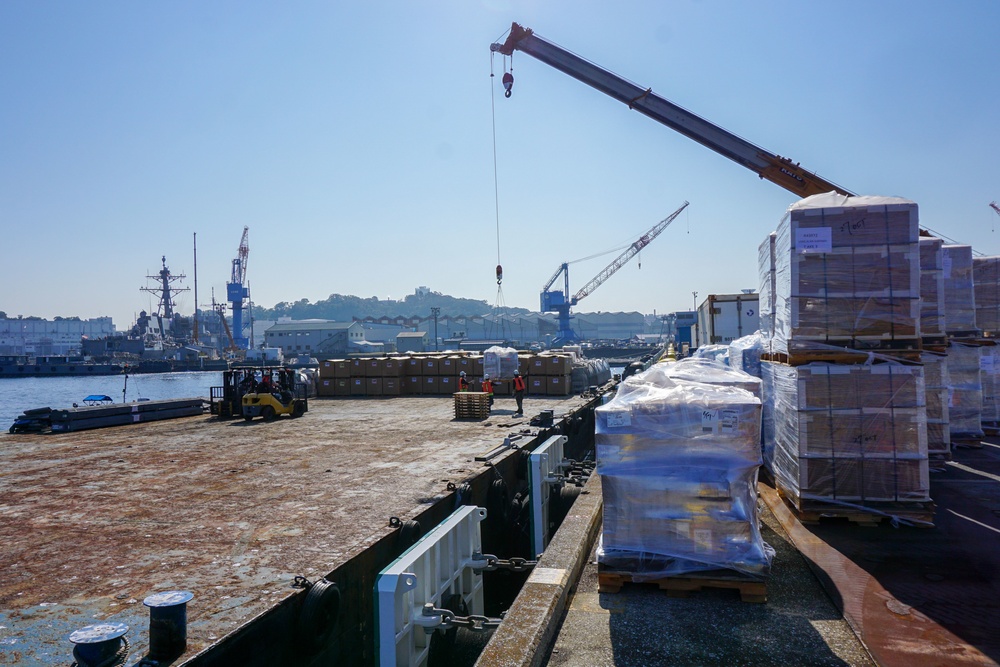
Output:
[{"left": 696, "top": 294, "right": 760, "bottom": 348}]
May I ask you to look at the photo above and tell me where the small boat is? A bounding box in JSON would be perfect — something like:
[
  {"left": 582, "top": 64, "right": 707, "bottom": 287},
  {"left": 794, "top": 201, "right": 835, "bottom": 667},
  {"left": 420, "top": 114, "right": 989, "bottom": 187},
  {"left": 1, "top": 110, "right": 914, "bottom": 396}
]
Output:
[{"left": 82, "top": 395, "right": 114, "bottom": 406}]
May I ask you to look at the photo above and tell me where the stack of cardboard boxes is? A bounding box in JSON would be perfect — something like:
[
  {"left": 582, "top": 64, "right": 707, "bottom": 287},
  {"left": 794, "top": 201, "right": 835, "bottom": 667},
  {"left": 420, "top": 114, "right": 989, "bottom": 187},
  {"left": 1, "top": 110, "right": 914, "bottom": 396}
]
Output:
[
  {"left": 760, "top": 194, "right": 931, "bottom": 514},
  {"left": 315, "top": 352, "right": 574, "bottom": 398}
]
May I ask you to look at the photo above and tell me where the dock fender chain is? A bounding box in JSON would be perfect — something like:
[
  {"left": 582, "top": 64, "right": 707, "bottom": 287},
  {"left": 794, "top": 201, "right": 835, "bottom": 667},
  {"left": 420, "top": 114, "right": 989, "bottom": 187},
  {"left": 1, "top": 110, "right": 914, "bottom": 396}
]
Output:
[
  {"left": 428, "top": 593, "right": 470, "bottom": 663},
  {"left": 293, "top": 576, "right": 341, "bottom": 654}
]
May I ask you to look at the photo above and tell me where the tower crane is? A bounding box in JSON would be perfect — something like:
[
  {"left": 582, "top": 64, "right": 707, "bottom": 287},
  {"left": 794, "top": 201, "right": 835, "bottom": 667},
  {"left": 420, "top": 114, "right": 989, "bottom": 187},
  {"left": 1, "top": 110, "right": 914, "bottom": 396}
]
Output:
[
  {"left": 542, "top": 202, "right": 689, "bottom": 344},
  {"left": 491, "top": 24, "right": 853, "bottom": 200},
  {"left": 226, "top": 227, "right": 250, "bottom": 350}
]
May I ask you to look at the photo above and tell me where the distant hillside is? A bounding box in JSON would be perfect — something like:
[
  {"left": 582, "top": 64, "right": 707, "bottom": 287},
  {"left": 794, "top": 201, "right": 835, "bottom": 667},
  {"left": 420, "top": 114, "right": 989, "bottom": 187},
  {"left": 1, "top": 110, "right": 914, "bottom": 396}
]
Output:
[{"left": 253, "top": 291, "right": 531, "bottom": 321}]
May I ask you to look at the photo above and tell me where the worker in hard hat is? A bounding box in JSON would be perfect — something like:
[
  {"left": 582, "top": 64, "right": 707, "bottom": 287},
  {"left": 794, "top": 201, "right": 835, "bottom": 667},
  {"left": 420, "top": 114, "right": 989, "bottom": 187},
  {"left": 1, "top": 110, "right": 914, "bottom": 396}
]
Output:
[
  {"left": 481, "top": 374, "right": 494, "bottom": 412},
  {"left": 458, "top": 371, "right": 470, "bottom": 392},
  {"left": 512, "top": 369, "right": 526, "bottom": 415}
]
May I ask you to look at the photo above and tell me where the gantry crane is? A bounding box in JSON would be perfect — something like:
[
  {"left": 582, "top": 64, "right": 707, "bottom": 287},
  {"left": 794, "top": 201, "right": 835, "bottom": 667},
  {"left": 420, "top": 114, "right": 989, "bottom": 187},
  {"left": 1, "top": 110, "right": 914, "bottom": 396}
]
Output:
[
  {"left": 491, "top": 24, "right": 854, "bottom": 200},
  {"left": 542, "top": 202, "right": 689, "bottom": 343},
  {"left": 226, "top": 227, "right": 250, "bottom": 350}
]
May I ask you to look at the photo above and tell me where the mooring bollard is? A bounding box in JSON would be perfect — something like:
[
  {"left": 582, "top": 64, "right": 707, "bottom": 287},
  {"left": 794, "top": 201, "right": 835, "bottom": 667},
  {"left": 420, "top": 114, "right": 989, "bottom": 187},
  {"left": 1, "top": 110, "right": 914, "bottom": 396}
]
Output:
[
  {"left": 143, "top": 590, "right": 194, "bottom": 660},
  {"left": 69, "top": 622, "right": 129, "bottom": 665}
]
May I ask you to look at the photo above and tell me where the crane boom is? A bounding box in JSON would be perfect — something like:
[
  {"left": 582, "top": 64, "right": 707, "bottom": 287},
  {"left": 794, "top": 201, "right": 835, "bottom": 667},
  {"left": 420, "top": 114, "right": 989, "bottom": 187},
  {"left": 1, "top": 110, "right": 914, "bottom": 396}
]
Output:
[
  {"left": 491, "top": 23, "right": 853, "bottom": 199},
  {"left": 991, "top": 201, "right": 1000, "bottom": 218},
  {"left": 574, "top": 201, "right": 688, "bottom": 301}
]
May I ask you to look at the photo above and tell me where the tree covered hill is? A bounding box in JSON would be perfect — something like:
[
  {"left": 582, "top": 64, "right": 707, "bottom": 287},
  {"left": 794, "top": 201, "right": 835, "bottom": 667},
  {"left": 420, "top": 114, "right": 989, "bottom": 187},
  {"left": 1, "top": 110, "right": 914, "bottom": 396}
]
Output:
[{"left": 253, "top": 290, "right": 532, "bottom": 321}]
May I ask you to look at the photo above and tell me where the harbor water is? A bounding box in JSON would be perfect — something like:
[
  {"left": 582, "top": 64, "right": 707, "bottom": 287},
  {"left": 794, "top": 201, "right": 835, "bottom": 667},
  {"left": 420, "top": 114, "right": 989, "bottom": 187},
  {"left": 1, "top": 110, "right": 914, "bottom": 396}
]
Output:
[{"left": 0, "top": 371, "right": 221, "bottom": 428}]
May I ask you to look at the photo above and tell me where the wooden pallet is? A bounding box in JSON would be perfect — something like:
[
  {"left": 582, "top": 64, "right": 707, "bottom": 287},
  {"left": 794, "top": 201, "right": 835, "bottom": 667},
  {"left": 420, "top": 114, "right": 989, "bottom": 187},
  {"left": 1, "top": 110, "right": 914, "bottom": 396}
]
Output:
[
  {"left": 952, "top": 437, "right": 985, "bottom": 449},
  {"left": 453, "top": 392, "right": 490, "bottom": 420},
  {"left": 761, "top": 348, "right": 922, "bottom": 366},
  {"left": 597, "top": 569, "right": 767, "bottom": 603},
  {"left": 777, "top": 488, "right": 935, "bottom": 527}
]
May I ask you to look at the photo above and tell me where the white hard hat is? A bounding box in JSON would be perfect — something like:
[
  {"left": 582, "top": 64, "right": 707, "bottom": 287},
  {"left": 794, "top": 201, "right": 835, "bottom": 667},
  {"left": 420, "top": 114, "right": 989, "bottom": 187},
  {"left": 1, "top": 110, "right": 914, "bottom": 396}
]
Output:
[
  {"left": 460, "top": 371, "right": 466, "bottom": 376},
  {"left": 484, "top": 373, "right": 490, "bottom": 379}
]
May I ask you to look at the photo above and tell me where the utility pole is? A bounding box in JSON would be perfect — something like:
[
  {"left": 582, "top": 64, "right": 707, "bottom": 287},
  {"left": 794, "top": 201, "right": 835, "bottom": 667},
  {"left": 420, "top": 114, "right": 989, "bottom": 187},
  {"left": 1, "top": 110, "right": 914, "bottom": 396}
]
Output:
[
  {"left": 692, "top": 291, "right": 698, "bottom": 311},
  {"left": 431, "top": 307, "right": 440, "bottom": 351}
]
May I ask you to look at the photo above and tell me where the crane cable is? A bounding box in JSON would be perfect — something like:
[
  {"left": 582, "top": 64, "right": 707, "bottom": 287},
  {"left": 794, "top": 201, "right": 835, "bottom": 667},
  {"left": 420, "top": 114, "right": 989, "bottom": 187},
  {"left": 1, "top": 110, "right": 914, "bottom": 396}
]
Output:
[{"left": 489, "top": 43, "right": 512, "bottom": 341}]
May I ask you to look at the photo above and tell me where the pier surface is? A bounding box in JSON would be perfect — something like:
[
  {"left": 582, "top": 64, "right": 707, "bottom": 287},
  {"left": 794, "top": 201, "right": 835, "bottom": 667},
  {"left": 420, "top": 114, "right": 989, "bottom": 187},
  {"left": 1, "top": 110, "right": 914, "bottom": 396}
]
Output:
[{"left": 0, "top": 394, "right": 588, "bottom": 664}]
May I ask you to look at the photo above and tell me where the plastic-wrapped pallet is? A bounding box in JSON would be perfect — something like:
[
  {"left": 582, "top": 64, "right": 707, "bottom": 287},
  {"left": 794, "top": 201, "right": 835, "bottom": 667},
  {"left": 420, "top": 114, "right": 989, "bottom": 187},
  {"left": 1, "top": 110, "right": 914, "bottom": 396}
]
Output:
[
  {"left": 691, "top": 344, "right": 729, "bottom": 365},
  {"left": 973, "top": 256, "right": 1000, "bottom": 335},
  {"left": 921, "top": 352, "right": 951, "bottom": 459},
  {"left": 758, "top": 232, "right": 777, "bottom": 353},
  {"left": 771, "top": 193, "right": 920, "bottom": 355},
  {"left": 729, "top": 331, "right": 765, "bottom": 378},
  {"left": 482, "top": 346, "right": 519, "bottom": 379},
  {"left": 919, "top": 237, "right": 946, "bottom": 338},
  {"left": 980, "top": 345, "right": 1000, "bottom": 424},
  {"left": 760, "top": 361, "right": 777, "bottom": 470},
  {"left": 948, "top": 341, "right": 984, "bottom": 439},
  {"left": 943, "top": 245, "right": 979, "bottom": 336},
  {"left": 596, "top": 369, "right": 771, "bottom": 579},
  {"left": 769, "top": 362, "right": 930, "bottom": 507},
  {"left": 647, "top": 357, "right": 761, "bottom": 398}
]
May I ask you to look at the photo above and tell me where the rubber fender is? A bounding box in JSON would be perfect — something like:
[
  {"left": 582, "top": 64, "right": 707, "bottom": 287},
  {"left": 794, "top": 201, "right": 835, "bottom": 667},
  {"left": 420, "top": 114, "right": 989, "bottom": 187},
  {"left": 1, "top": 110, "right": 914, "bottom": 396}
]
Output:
[
  {"left": 487, "top": 478, "right": 510, "bottom": 525},
  {"left": 428, "top": 592, "right": 469, "bottom": 665},
  {"left": 297, "top": 578, "right": 341, "bottom": 654},
  {"left": 399, "top": 520, "right": 422, "bottom": 548}
]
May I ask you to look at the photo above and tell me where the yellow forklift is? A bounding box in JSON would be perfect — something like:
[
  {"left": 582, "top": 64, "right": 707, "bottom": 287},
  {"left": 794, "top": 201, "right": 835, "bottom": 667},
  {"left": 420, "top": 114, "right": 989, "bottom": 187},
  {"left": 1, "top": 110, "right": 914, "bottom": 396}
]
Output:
[{"left": 241, "top": 367, "right": 308, "bottom": 421}]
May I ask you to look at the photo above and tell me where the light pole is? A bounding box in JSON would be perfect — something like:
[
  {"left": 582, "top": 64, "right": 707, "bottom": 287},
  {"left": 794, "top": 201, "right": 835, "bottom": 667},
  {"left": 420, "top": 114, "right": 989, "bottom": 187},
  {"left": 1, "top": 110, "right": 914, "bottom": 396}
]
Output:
[
  {"left": 430, "top": 307, "right": 440, "bottom": 352},
  {"left": 692, "top": 291, "right": 698, "bottom": 311}
]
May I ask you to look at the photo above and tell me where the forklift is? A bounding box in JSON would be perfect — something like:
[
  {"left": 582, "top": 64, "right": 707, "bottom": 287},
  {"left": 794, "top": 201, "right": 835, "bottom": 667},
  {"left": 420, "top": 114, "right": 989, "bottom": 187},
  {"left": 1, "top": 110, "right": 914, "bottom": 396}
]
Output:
[{"left": 211, "top": 367, "right": 307, "bottom": 421}]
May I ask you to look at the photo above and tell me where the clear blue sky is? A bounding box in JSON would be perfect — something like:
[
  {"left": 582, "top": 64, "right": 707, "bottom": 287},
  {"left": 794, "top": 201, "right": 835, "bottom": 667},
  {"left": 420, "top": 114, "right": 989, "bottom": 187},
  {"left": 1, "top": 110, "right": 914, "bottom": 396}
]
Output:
[{"left": 2, "top": 2, "right": 998, "bottom": 329}]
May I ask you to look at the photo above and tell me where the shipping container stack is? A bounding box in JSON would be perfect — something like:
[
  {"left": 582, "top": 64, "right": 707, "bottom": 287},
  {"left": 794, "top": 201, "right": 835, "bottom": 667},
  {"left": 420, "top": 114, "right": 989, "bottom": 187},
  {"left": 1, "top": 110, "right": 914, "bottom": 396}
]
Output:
[{"left": 759, "top": 193, "right": 933, "bottom": 523}]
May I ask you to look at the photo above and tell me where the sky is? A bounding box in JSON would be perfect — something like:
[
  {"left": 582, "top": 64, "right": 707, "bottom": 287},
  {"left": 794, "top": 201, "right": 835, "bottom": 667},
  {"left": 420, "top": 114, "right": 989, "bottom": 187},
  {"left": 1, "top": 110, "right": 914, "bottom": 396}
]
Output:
[{"left": 2, "top": 1, "right": 999, "bottom": 330}]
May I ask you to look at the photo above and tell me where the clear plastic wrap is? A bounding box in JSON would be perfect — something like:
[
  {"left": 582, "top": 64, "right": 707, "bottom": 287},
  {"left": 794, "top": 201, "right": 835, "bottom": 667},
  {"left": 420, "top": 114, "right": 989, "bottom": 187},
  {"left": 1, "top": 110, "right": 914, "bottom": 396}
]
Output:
[
  {"left": 919, "top": 238, "right": 946, "bottom": 338},
  {"left": 973, "top": 256, "right": 1000, "bottom": 335},
  {"left": 920, "top": 352, "right": 951, "bottom": 457},
  {"left": 758, "top": 232, "right": 777, "bottom": 351},
  {"left": 729, "top": 331, "right": 764, "bottom": 378},
  {"left": 948, "top": 341, "right": 984, "bottom": 438},
  {"left": 482, "top": 345, "right": 519, "bottom": 379},
  {"left": 638, "top": 357, "right": 761, "bottom": 398},
  {"left": 691, "top": 344, "right": 730, "bottom": 365},
  {"left": 943, "top": 245, "right": 979, "bottom": 335},
  {"left": 768, "top": 361, "right": 930, "bottom": 506},
  {"left": 980, "top": 345, "right": 1000, "bottom": 424},
  {"left": 771, "top": 194, "right": 921, "bottom": 354},
  {"left": 595, "top": 371, "right": 771, "bottom": 578}
]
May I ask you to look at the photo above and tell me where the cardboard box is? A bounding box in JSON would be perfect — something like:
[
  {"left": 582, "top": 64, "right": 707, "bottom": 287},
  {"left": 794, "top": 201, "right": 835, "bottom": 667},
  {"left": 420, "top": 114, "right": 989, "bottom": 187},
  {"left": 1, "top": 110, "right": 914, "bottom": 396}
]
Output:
[
  {"left": 384, "top": 377, "right": 401, "bottom": 396},
  {"left": 367, "top": 377, "right": 383, "bottom": 396},
  {"left": 318, "top": 360, "right": 337, "bottom": 380},
  {"left": 494, "top": 379, "right": 510, "bottom": 396},
  {"left": 439, "top": 376, "right": 455, "bottom": 394},
  {"left": 382, "top": 357, "right": 404, "bottom": 377},
  {"left": 422, "top": 357, "right": 440, "bottom": 376},
  {"left": 334, "top": 378, "right": 351, "bottom": 397},
  {"left": 472, "top": 356, "right": 485, "bottom": 375},
  {"left": 528, "top": 355, "right": 547, "bottom": 376},
  {"left": 547, "top": 375, "right": 571, "bottom": 396},
  {"left": 350, "top": 358, "right": 365, "bottom": 377},
  {"left": 440, "top": 356, "right": 459, "bottom": 375},
  {"left": 319, "top": 359, "right": 351, "bottom": 379},
  {"left": 317, "top": 378, "right": 336, "bottom": 396},
  {"left": 403, "top": 376, "right": 421, "bottom": 395},
  {"left": 529, "top": 377, "right": 546, "bottom": 395},
  {"left": 518, "top": 355, "right": 532, "bottom": 375},
  {"left": 423, "top": 376, "right": 440, "bottom": 395},
  {"left": 364, "top": 358, "right": 383, "bottom": 377},
  {"left": 547, "top": 355, "right": 572, "bottom": 376},
  {"left": 350, "top": 377, "right": 366, "bottom": 396},
  {"left": 405, "top": 357, "right": 423, "bottom": 376},
  {"left": 456, "top": 356, "right": 475, "bottom": 376}
]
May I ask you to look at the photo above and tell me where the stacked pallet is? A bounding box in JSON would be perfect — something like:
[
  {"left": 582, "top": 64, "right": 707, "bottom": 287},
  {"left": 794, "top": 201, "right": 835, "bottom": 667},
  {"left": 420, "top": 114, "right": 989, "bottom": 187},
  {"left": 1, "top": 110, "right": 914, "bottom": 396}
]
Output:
[
  {"left": 760, "top": 193, "right": 932, "bottom": 523},
  {"left": 314, "top": 351, "right": 575, "bottom": 398},
  {"left": 595, "top": 362, "right": 771, "bottom": 584},
  {"left": 453, "top": 392, "right": 491, "bottom": 420},
  {"left": 972, "top": 256, "right": 1000, "bottom": 434}
]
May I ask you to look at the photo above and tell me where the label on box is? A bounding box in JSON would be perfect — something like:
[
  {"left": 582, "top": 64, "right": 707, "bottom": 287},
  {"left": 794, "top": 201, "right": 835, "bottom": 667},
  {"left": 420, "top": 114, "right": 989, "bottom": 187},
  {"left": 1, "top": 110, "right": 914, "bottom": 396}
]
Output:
[
  {"left": 702, "top": 409, "right": 717, "bottom": 432},
  {"left": 604, "top": 410, "right": 631, "bottom": 427},
  {"left": 796, "top": 227, "right": 832, "bottom": 253},
  {"left": 719, "top": 409, "right": 739, "bottom": 433}
]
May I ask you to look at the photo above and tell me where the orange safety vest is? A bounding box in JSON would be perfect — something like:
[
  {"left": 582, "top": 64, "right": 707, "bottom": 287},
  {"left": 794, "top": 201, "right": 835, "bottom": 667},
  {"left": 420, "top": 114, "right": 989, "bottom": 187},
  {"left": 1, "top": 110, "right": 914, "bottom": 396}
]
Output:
[
  {"left": 513, "top": 376, "right": 526, "bottom": 392},
  {"left": 459, "top": 377, "right": 469, "bottom": 391},
  {"left": 482, "top": 380, "right": 493, "bottom": 395}
]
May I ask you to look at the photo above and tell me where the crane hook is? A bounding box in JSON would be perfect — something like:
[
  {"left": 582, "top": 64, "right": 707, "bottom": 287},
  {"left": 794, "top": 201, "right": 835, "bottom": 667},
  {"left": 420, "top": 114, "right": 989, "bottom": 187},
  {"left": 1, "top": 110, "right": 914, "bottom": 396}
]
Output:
[
  {"left": 502, "top": 72, "right": 513, "bottom": 98},
  {"left": 496, "top": 264, "right": 503, "bottom": 285}
]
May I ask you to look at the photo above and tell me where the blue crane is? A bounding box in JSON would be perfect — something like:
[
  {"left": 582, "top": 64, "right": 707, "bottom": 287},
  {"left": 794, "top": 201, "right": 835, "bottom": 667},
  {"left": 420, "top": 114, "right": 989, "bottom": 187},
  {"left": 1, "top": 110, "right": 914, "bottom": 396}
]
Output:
[
  {"left": 226, "top": 226, "right": 250, "bottom": 350},
  {"left": 540, "top": 202, "right": 689, "bottom": 344}
]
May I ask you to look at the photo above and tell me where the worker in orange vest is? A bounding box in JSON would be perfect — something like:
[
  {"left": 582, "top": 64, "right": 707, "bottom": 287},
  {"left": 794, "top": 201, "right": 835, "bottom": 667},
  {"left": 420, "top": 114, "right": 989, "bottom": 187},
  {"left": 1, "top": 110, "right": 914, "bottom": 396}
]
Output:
[
  {"left": 512, "top": 369, "right": 526, "bottom": 415},
  {"left": 482, "top": 374, "right": 494, "bottom": 412},
  {"left": 458, "top": 371, "right": 470, "bottom": 392}
]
